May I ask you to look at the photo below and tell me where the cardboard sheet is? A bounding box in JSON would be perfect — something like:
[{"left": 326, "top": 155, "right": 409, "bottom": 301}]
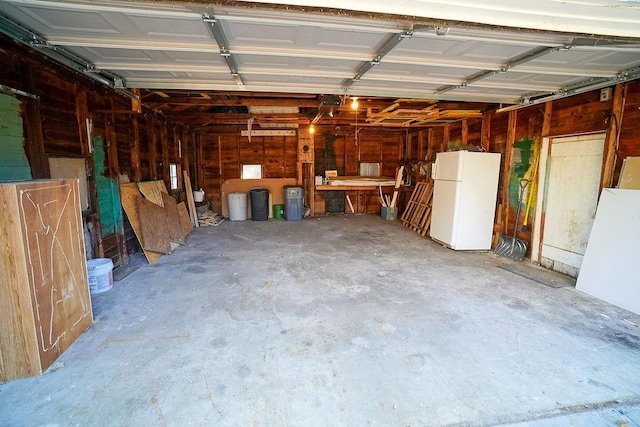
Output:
[{"left": 618, "top": 156, "right": 640, "bottom": 190}]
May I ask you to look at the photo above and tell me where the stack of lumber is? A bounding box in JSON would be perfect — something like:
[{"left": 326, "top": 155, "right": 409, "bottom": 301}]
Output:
[
  {"left": 401, "top": 181, "right": 434, "bottom": 236},
  {"left": 199, "top": 210, "right": 225, "bottom": 226},
  {"left": 120, "top": 180, "right": 193, "bottom": 264}
]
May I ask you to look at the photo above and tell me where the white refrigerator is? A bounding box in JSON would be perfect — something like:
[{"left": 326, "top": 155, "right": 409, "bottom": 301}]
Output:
[{"left": 430, "top": 151, "right": 501, "bottom": 250}]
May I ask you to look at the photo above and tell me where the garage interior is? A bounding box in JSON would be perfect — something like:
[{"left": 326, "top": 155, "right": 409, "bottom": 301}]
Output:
[{"left": 1, "top": 0, "right": 640, "bottom": 425}]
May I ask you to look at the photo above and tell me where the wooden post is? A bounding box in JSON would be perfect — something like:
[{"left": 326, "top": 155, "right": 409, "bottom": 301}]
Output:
[
  {"left": 20, "top": 63, "right": 49, "bottom": 179},
  {"left": 160, "top": 120, "right": 170, "bottom": 187},
  {"left": 541, "top": 101, "right": 552, "bottom": 137},
  {"left": 502, "top": 110, "right": 518, "bottom": 234},
  {"left": 461, "top": 120, "right": 468, "bottom": 146},
  {"left": 218, "top": 135, "right": 223, "bottom": 183},
  {"left": 75, "top": 88, "right": 91, "bottom": 157},
  {"left": 131, "top": 88, "right": 142, "bottom": 113},
  {"left": 417, "top": 130, "right": 425, "bottom": 161},
  {"left": 181, "top": 129, "right": 190, "bottom": 188},
  {"left": 147, "top": 115, "right": 158, "bottom": 180},
  {"left": 601, "top": 83, "right": 626, "bottom": 190},
  {"left": 194, "top": 132, "right": 204, "bottom": 197},
  {"left": 442, "top": 125, "right": 450, "bottom": 152},
  {"left": 105, "top": 118, "right": 118, "bottom": 178},
  {"left": 130, "top": 115, "right": 141, "bottom": 182},
  {"left": 104, "top": 117, "right": 128, "bottom": 266},
  {"left": 481, "top": 111, "right": 492, "bottom": 152}
]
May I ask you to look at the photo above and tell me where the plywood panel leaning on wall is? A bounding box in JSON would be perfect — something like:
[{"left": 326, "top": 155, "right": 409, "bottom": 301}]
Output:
[{"left": 0, "top": 179, "right": 93, "bottom": 381}]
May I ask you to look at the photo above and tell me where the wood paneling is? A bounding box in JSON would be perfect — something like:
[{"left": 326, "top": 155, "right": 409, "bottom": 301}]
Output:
[{"left": 550, "top": 92, "right": 609, "bottom": 136}]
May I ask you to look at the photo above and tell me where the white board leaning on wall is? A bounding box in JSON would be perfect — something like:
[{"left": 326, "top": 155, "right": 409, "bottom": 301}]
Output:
[{"left": 576, "top": 189, "right": 640, "bottom": 316}]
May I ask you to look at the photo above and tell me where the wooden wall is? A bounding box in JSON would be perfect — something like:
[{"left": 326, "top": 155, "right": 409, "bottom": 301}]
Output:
[
  {"left": 196, "top": 126, "right": 404, "bottom": 214},
  {"left": 313, "top": 127, "right": 404, "bottom": 214},
  {"left": 0, "top": 37, "right": 195, "bottom": 267},
  {"left": 2, "top": 33, "right": 640, "bottom": 264},
  {"left": 420, "top": 84, "right": 640, "bottom": 255},
  {"left": 199, "top": 129, "right": 298, "bottom": 212}
]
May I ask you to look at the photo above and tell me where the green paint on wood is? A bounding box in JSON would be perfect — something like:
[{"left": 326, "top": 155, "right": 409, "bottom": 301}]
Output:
[
  {"left": 93, "top": 135, "right": 122, "bottom": 237},
  {"left": 509, "top": 136, "right": 535, "bottom": 207},
  {"left": 0, "top": 93, "right": 31, "bottom": 181}
]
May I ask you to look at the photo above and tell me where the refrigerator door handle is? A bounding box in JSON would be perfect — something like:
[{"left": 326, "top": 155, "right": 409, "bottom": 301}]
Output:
[{"left": 432, "top": 159, "right": 438, "bottom": 180}]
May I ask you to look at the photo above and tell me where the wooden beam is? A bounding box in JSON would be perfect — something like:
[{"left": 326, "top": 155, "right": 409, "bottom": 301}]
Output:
[
  {"left": 502, "top": 110, "right": 518, "bottom": 235},
  {"left": 147, "top": 115, "right": 158, "bottom": 180},
  {"left": 75, "top": 88, "right": 91, "bottom": 157},
  {"left": 145, "top": 98, "right": 320, "bottom": 107},
  {"left": 180, "top": 128, "right": 190, "bottom": 187},
  {"left": 91, "top": 110, "right": 143, "bottom": 115},
  {"left": 541, "top": 101, "right": 552, "bottom": 137},
  {"left": 426, "top": 128, "right": 434, "bottom": 162},
  {"left": 601, "top": 83, "right": 626, "bottom": 190},
  {"left": 195, "top": 132, "right": 204, "bottom": 198},
  {"left": 442, "top": 125, "right": 450, "bottom": 152},
  {"left": 130, "top": 116, "right": 142, "bottom": 182},
  {"left": 481, "top": 111, "right": 491, "bottom": 151},
  {"left": 461, "top": 120, "right": 468, "bottom": 146},
  {"left": 175, "top": 116, "right": 311, "bottom": 125},
  {"left": 160, "top": 120, "right": 170, "bottom": 188},
  {"left": 131, "top": 88, "right": 142, "bottom": 113},
  {"left": 105, "top": 118, "right": 119, "bottom": 179}
]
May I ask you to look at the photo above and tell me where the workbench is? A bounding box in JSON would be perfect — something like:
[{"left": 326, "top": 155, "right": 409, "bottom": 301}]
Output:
[{"left": 315, "top": 176, "right": 397, "bottom": 214}]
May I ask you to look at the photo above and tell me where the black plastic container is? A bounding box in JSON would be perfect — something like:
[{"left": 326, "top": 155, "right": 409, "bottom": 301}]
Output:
[{"left": 249, "top": 187, "right": 269, "bottom": 221}]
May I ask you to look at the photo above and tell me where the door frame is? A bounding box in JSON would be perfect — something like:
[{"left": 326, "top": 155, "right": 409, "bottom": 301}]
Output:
[{"left": 530, "top": 132, "right": 606, "bottom": 264}]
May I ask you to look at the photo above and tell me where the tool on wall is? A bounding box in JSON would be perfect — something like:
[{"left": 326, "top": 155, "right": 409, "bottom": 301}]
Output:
[
  {"left": 522, "top": 152, "right": 540, "bottom": 232},
  {"left": 494, "top": 178, "right": 529, "bottom": 261}
]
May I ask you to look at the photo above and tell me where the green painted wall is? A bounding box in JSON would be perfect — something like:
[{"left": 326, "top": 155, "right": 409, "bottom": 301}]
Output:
[
  {"left": 509, "top": 136, "right": 535, "bottom": 208},
  {"left": 93, "top": 135, "right": 122, "bottom": 237},
  {"left": 0, "top": 93, "right": 31, "bottom": 181}
]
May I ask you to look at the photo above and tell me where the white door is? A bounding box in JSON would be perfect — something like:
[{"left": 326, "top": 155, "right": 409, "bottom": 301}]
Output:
[{"left": 540, "top": 134, "right": 604, "bottom": 277}]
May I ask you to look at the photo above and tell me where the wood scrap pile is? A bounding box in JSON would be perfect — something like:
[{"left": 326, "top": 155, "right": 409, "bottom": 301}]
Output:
[
  {"left": 401, "top": 181, "right": 434, "bottom": 236},
  {"left": 120, "top": 180, "right": 193, "bottom": 264},
  {"left": 378, "top": 165, "right": 405, "bottom": 210},
  {"left": 198, "top": 210, "right": 225, "bottom": 226}
]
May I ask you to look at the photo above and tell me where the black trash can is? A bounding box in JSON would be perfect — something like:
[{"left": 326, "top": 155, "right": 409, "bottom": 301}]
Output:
[
  {"left": 284, "top": 186, "right": 304, "bottom": 221},
  {"left": 249, "top": 187, "right": 269, "bottom": 221}
]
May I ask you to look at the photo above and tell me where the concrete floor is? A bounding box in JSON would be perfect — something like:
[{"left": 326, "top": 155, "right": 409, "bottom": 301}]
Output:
[{"left": 2, "top": 215, "right": 640, "bottom": 426}]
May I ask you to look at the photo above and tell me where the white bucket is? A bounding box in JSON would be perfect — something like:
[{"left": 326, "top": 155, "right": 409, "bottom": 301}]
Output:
[
  {"left": 87, "top": 258, "right": 114, "bottom": 295},
  {"left": 228, "top": 192, "right": 248, "bottom": 221},
  {"left": 193, "top": 189, "right": 205, "bottom": 202}
]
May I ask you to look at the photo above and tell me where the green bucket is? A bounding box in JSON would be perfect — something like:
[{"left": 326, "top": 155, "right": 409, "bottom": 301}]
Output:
[{"left": 273, "top": 204, "right": 284, "bottom": 219}]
